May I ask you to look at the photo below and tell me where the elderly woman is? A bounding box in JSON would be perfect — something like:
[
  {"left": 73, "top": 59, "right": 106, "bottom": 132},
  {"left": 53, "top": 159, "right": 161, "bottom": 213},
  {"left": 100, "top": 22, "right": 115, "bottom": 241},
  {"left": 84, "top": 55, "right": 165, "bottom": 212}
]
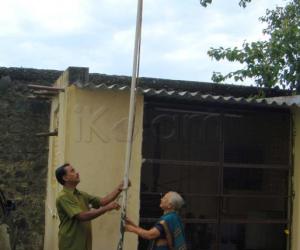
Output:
[{"left": 125, "top": 191, "right": 187, "bottom": 250}]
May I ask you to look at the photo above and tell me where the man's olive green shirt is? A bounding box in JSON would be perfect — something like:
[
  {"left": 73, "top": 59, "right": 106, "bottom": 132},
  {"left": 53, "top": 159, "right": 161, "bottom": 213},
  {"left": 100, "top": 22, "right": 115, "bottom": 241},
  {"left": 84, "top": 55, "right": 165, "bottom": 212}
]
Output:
[{"left": 56, "top": 187, "right": 101, "bottom": 250}]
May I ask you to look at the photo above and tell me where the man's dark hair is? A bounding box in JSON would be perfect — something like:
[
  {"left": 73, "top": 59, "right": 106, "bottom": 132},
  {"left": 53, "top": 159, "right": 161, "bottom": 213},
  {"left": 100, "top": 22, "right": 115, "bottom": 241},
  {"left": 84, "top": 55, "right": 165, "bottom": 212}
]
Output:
[{"left": 55, "top": 163, "right": 70, "bottom": 185}]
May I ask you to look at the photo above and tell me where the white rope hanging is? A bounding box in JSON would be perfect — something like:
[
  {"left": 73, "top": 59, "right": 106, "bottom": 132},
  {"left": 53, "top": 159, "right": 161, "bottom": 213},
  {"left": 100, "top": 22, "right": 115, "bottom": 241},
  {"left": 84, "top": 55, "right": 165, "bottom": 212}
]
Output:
[{"left": 116, "top": 0, "right": 143, "bottom": 249}]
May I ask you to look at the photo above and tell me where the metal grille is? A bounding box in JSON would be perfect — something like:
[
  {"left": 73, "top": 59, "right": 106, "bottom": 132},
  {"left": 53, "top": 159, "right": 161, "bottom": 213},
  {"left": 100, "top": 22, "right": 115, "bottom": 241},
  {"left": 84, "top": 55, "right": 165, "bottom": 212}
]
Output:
[{"left": 139, "top": 101, "right": 291, "bottom": 250}]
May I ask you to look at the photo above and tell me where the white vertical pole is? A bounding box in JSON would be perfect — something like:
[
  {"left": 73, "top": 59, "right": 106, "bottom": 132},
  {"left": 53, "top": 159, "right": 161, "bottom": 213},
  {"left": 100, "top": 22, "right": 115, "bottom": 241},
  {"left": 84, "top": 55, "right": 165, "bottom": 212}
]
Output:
[{"left": 117, "top": 0, "right": 143, "bottom": 249}]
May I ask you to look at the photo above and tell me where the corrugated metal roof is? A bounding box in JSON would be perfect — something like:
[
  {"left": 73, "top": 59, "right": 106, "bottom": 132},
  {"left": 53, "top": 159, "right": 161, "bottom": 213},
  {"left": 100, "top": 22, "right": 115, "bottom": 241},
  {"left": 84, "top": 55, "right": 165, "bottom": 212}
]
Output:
[{"left": 73, "top": 81, "right": 300, "bottom": 108}]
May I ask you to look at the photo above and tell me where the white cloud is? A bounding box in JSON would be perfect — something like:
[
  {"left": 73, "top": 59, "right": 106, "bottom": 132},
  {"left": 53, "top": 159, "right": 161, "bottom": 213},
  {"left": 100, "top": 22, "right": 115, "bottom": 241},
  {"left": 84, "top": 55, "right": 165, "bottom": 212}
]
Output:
[
  {"left": 112, "top": 29, "right": 135, "bottom": 51},
  {"left": 0, "top": 0, "right": 287, "bottom": 85},
  {"left": 0, "top": 0, "right": 91, "bottom": 36},
  {"left": 163, "top": 48, "right": 202, "bottom": 62}
]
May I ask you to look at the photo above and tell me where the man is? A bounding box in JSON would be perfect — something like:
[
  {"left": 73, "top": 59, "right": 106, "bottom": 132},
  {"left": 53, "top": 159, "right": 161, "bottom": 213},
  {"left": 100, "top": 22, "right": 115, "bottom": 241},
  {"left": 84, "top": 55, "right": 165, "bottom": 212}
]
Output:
[{"left": 55, "top": 163, "right": 127, "bottom": 250}]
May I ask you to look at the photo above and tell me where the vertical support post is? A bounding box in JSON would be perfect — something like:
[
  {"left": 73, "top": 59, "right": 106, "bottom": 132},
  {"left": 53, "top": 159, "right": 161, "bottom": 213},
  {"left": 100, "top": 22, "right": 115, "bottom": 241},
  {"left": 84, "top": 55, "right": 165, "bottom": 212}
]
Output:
[{"left": 117, "top": 0, "right": 143, "bottom": 249}]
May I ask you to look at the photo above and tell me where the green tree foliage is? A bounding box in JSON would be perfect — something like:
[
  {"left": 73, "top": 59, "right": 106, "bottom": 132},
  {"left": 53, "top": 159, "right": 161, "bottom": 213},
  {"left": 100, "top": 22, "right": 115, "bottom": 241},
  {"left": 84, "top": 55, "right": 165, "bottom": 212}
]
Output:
[{"left": 207, "top": 0, "right": 300, "bottom": 91}]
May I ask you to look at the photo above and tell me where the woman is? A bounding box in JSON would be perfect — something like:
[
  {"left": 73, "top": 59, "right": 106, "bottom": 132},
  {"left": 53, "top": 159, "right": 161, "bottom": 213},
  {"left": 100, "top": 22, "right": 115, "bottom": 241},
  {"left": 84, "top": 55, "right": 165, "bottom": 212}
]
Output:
[{"left": 125, "top": 191, "right": 187, "bottom": 250}]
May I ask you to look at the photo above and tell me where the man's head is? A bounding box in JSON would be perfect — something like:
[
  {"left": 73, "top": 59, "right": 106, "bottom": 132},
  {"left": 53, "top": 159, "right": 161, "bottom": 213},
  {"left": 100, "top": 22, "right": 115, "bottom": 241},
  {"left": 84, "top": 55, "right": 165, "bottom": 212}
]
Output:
[{"left": 55, "top": 163, "right": 80, "bottom": 186}]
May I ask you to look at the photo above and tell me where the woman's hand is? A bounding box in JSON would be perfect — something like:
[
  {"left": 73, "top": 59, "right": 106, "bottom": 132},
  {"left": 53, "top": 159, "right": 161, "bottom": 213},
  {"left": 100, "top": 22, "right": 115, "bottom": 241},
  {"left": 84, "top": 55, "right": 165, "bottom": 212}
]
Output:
[
  {"left": 125, "top": 224, "right": 137, "bottom": 233},
  {"left": 125, "top": 223, "right": 161, "bottom": 240},
  {"left": 124, "top": 217, "right": 138, "bottom": 232},
  {"left": 125, "top": 217, "right": 137, "bottom": 227}
]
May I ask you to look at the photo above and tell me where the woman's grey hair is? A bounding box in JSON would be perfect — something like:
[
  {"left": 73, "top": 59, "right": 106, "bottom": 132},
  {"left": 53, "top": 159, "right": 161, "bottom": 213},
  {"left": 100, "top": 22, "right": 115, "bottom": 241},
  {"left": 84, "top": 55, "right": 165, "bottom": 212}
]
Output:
[{"left": 168, "top": 191, "right": 185, "bottom": 211}]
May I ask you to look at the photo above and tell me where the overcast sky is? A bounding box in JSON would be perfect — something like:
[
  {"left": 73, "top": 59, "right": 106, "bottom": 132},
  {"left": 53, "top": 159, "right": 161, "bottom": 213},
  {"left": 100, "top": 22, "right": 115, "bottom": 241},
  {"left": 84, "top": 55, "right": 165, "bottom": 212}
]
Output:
[{"left": 0, "top": 0, "right": 286, "bottom": 84}]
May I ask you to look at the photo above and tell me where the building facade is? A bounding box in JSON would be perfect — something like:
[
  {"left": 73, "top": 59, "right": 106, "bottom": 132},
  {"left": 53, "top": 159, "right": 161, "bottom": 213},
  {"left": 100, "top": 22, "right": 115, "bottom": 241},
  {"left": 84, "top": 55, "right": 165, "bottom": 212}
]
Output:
[{"left": 44, "top": 67, "right": 300, "bottom": 250}]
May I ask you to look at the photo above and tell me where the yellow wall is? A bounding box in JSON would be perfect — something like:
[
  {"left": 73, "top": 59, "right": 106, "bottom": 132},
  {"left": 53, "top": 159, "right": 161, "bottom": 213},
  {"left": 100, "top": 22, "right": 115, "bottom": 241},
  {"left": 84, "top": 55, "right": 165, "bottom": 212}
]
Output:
[
  {"left": 292, "top": 107, "right": 300, "bottom": 250},
  {"left": 44, "top": 83, "right": 144, "bottom": 250},
  {"left": 44, "top": 70, "right": 70, "bottom": 250}
]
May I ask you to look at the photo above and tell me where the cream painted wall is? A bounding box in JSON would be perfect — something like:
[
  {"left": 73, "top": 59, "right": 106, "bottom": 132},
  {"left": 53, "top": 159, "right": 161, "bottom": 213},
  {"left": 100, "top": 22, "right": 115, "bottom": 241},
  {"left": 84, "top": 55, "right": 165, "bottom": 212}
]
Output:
[
  {"left": 43, "top": 96, "right": 59, "bottom": 250},
  {"left": 44, "top": 84, "right": 144, "bottom": 250},
  {"left": 292, "top": 107, "right": 300, "bottom": 250},
  {"left": 44, "top": 71, "right": 70, "bottom": 250}
]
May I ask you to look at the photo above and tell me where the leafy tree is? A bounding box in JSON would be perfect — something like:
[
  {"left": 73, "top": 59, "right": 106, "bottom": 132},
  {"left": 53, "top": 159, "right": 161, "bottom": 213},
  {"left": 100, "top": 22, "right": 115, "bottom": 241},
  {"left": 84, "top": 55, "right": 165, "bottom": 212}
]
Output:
[{"left": 207, "top": 0, "right": 300, "bottom": 91}]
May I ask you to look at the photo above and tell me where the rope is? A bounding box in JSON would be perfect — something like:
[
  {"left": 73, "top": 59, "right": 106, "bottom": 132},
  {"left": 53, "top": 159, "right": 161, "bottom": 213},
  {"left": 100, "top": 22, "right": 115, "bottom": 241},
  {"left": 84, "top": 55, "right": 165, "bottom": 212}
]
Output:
[{"left": 116, "top": 0, "right": 143, "bottom": 249}]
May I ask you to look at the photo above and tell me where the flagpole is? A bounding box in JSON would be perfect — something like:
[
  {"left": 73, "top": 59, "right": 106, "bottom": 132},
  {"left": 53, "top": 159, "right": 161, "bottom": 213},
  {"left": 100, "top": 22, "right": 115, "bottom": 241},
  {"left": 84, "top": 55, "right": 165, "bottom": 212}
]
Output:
[{"left": 117, "top": 0, "right": 143, "bottom": 249}]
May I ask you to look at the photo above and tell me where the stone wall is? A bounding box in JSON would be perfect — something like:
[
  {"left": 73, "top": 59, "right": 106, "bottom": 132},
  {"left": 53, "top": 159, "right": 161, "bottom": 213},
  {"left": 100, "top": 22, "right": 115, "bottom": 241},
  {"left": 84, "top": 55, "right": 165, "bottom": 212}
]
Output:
[{"left": 0, "top": 68, "right": 60, "bottom": 250}]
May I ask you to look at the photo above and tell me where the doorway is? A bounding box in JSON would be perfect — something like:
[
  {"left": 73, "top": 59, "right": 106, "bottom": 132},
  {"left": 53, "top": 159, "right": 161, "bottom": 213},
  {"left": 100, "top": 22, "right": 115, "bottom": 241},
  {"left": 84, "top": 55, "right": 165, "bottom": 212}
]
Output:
[{"left": 139, "top": 101, "right": 291, "bottom": 250}]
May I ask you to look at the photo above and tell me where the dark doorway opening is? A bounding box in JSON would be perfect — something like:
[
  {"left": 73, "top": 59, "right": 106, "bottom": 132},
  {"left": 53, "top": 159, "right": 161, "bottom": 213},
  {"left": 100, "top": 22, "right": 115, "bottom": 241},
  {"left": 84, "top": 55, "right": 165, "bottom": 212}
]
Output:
[{"left": 139, "top": 101, "right": 291, "bottom": 250}]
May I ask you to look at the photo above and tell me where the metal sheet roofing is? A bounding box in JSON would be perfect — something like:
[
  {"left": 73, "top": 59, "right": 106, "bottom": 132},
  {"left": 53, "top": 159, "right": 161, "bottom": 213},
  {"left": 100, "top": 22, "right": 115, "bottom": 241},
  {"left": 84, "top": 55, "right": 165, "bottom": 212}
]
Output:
[{"left": 73, "top": 81, "right": 300, "bottom": 109}]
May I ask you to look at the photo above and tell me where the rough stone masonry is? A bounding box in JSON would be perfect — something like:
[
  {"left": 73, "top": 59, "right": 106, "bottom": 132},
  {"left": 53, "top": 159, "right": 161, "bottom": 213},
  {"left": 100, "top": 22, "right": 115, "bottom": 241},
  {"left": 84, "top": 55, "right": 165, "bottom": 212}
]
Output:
[{"left": 0, "top": 67, "right": 60, "bottom": 250}]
